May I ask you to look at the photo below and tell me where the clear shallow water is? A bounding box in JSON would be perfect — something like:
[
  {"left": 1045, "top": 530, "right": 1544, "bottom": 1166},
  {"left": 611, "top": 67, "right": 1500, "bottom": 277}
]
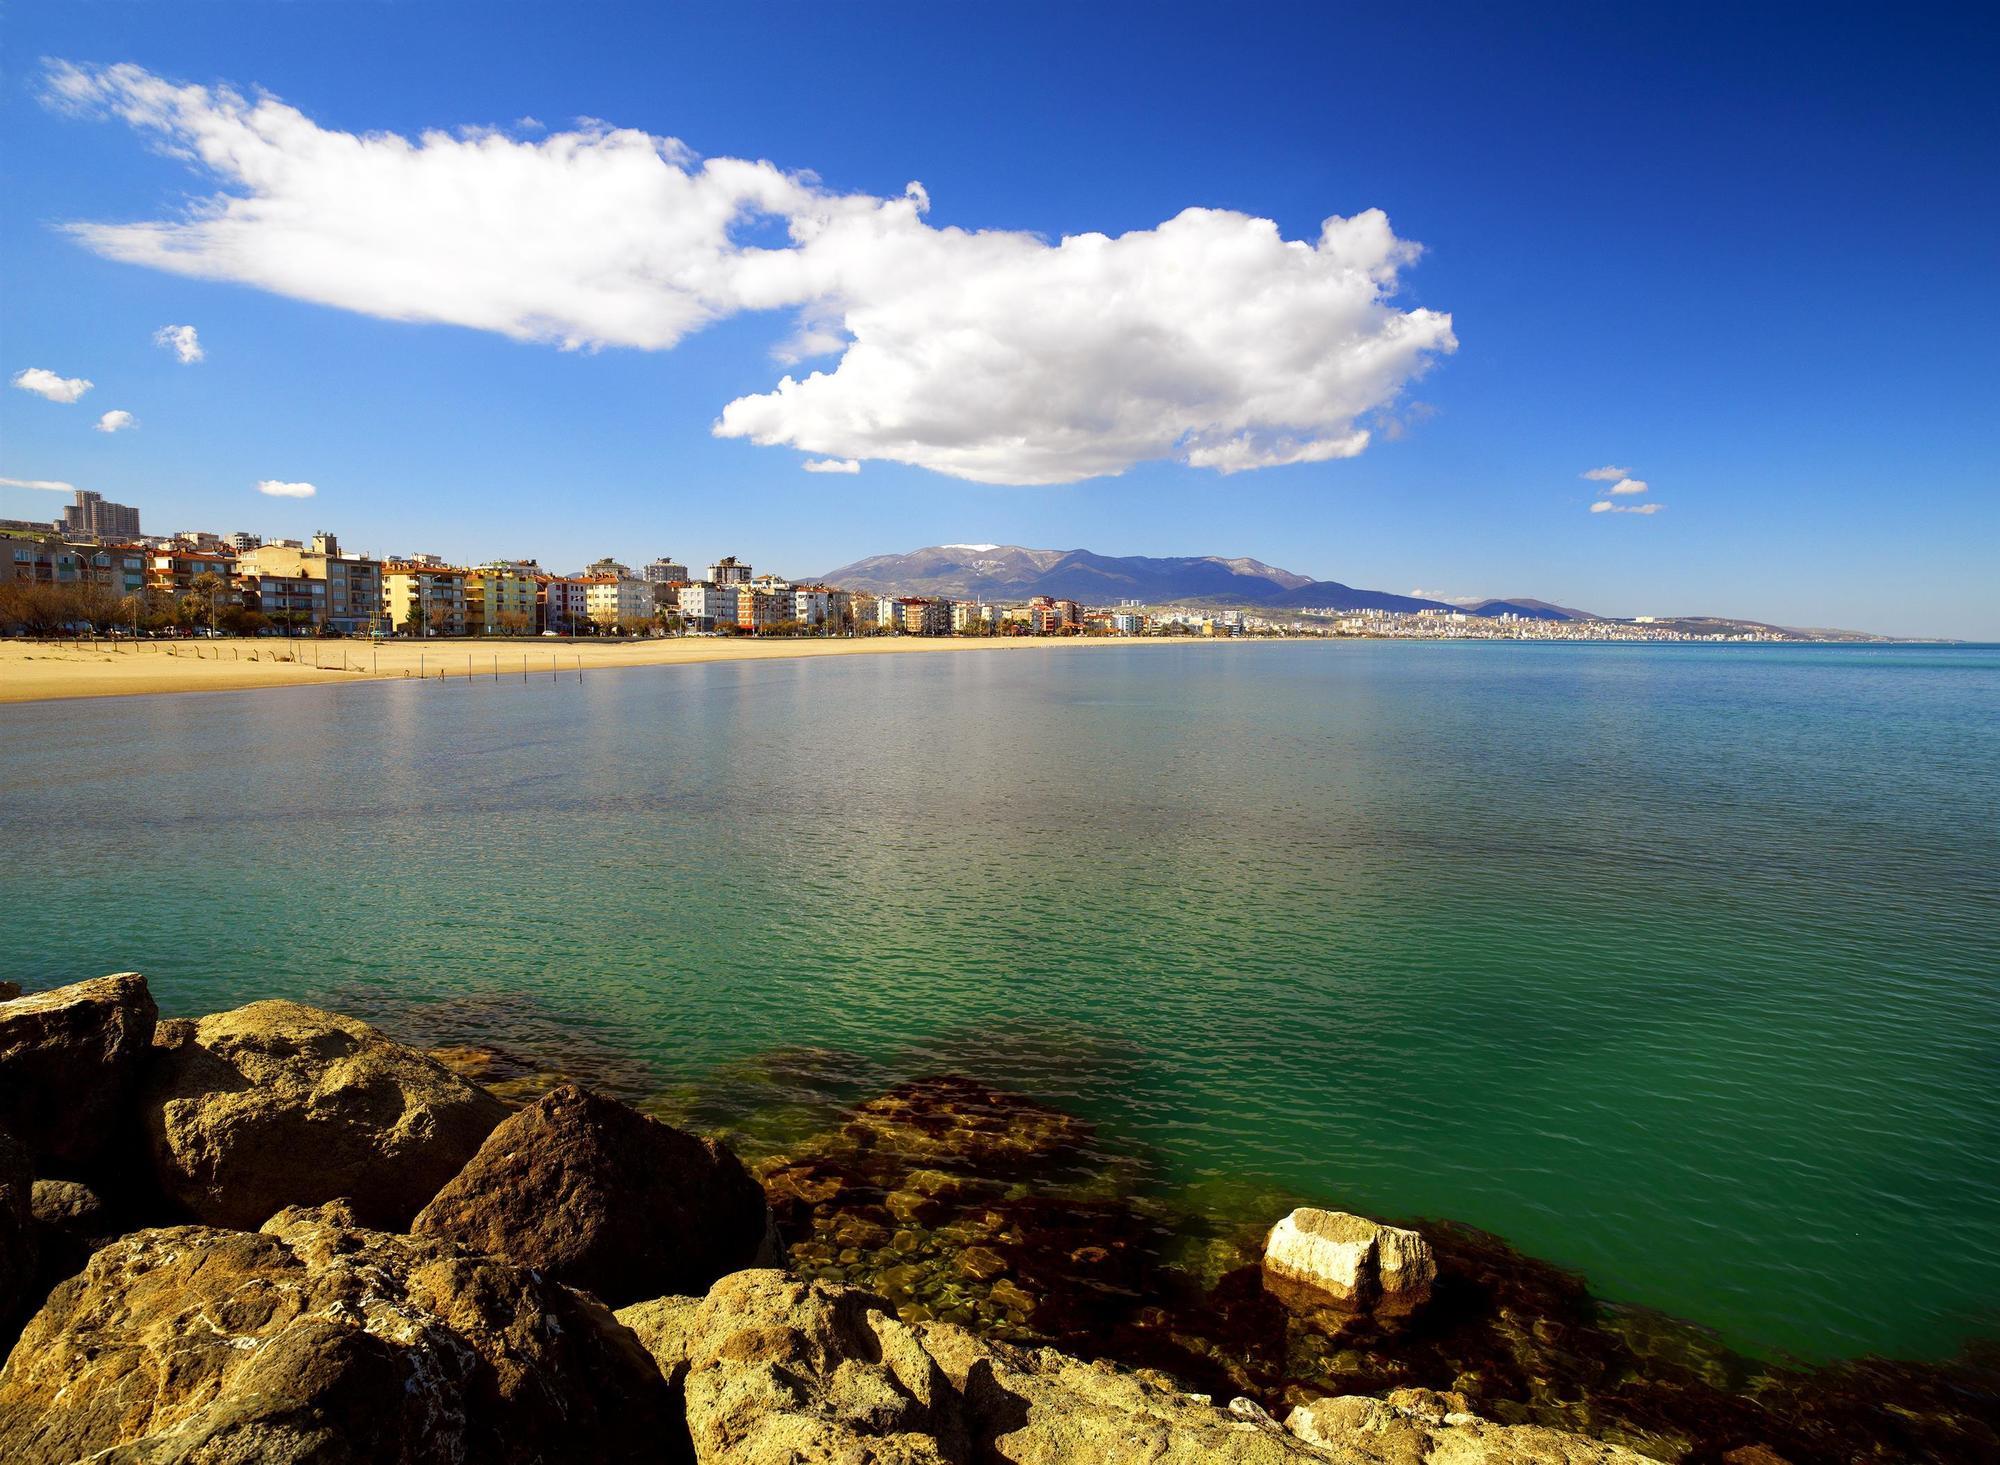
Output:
[{"left": 1, "top": 641, "right": 1995, "bottom": 1364}]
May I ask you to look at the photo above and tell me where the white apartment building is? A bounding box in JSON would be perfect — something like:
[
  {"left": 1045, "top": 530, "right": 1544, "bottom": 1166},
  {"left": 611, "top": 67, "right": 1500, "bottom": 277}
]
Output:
[
  {"left": 678, "top": 582, "right": 740, "bottom": 629},
  {"left": 583, "top": 575, "right": 653, "bottom": 628},
  {"left": 790, "top": 587, "right": 832, "bottom": 626}
]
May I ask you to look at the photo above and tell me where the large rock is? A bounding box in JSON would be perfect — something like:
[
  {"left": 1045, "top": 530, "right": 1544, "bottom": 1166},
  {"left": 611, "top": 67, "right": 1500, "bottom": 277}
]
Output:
[
  {"left": 0, "top": 973, "right": 157, "bottom": 1172},
  {"left": 621, "top": 1270, "right": 965, "bottom": 1464},
  {"left": 922, "top": 1322, "right": 1322, "bottom": 1465},
  {"left": 0, "top": 1200, "right": 683, "bottom": 1465},
  {"left": 1263, "top": 1208, "right": 1436, "bottom": 1320},
  {"left": 1287, "top": 1388, "right": 1659, "bottom": 1463},
  {"left": 414, "top": 1083, "right": 770, "bottom": 1307},
  {"left": 619, "top": 1268, "right": 1334, "bottom": 1465},
  {"left": 0, "top": 1131, "right": 32, "bottom": 1330},
  {"left": 143, "top": 1001, "right": 509, "bottom": 1229}
]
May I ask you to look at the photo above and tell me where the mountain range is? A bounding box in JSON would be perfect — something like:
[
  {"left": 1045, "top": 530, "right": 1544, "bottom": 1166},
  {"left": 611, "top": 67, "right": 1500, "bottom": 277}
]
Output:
[{"left": 816, "top": 545, "right": 1596, "bottom": 619}]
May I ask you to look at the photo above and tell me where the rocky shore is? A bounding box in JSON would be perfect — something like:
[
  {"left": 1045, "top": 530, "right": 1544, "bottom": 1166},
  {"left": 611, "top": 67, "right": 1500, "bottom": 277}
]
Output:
[{"left": 0, "top": 975, "right": 1992, "bottom": 1463}]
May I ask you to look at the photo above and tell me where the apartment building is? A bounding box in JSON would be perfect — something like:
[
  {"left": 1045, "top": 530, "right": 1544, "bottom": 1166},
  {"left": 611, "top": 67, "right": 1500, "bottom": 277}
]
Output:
[
  {"left": 381, "top": 562, "right": 467, "bottom": 636},
  {"left": 707, "top": 555, "right": 752, "bottom": 584},
  {"left": 466, "top": 562, "right": 540, "bottom": 634},
  {"left": 643, "top": 557, "right": 689, "bottom": 584},
  {"left": 235, "top": 536, "right": 383, "bottom": 634},
  {"left": 239, "top": 571, "right": 328, "bottom": 626},
  {"left": 539, "top": 576, "right": 589, "bottom": 634},
  {"left": 59, "top": 489, "right": 141, "bottom": 541},
  {"left": 899, "top": 598, "right": 952, "bottom": 635},
  {"left": 581, "top": 575, "right": 653, "bottom": 629},
  {"left": 677, "top": 583, "right": 739, "bottom": 630}
]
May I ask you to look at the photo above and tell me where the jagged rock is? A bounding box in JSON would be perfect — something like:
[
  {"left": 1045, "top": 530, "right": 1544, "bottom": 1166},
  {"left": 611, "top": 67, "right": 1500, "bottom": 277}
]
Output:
[
  {"left": 413, "top": 1083, "right": 771, "bottom": 1306},
  {"left": 922, "top": 1320, "right": 1324, "bottom": 1464},
  {"left": 0, "top": 973, "right": 157, "bottom": 1172},
  {"left": 1264, "top": 1208, "right": 1436, "bottom": 1320},
  {"left": 1286, "top": 1388, "right": 1659, "bottom": 1463},
  {"left": 620, "top": 1268, "right": 1337, "bottom": 1464},
  {"left": 142, "top": 1000, "right": 509, "bottom": 1229},
  {"left": 0, "top": 1200, "right": 683, "bottom": 1465},
  {"left": 620, "top": 1270, "right": 965, "bottom": 1463},
  {"left": 0, "top": 1131, "right": 32, "bottom": 1328},
  {"left": 0, "top": 982, "right": 18, "bottom": 1001},
  {"left": 29, "top": 1179, "right": 113, "bottom": 1286}
]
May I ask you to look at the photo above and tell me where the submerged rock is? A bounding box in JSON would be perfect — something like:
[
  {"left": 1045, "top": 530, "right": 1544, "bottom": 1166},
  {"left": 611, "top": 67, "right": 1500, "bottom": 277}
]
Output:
[
  {"left": 0, "top": 973, "right": 157, "bottom": 1173},
  {"left": 142, "top": 1000, "right": 509, "bottom": 1229},
  {"left": 1263, "top": 1208, "right": 1437, "bottom": 1322},
  {"left": 0, "top": 1200, "right": 682, "bottom": 1465},
  {"left": 413, "top": 1082, "right": 771, "bottom": 1306}
]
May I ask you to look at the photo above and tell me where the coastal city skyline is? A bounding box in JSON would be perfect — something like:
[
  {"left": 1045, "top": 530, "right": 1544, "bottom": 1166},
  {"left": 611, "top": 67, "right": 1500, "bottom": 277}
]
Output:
[
  {"left": 1, "top": 484, "right": 1848, "bottom": 643},
  {"left": 4, "top": 5, "right": 1995, "bottom": 641}
]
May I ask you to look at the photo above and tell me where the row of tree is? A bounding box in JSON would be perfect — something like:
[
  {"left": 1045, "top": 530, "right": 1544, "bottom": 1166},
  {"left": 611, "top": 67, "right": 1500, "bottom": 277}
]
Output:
[{"left": 0, "top": 575, "right": 269, "bottom": 638}]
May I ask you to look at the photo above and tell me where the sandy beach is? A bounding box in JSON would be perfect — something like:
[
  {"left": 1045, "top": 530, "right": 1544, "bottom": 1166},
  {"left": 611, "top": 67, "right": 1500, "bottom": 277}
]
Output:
[{"left": 0, "top": 633, "right": 1237, "bottom": 705}]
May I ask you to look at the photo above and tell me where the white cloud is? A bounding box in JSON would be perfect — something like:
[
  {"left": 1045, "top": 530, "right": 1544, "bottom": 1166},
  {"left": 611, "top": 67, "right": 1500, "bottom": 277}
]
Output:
[
  {"left": 48, "top": 61, "right": 1456, "bottom": 487},
  {"left": 1591, "top": 500, "right": 1661, "bottom": 515},
  {"left": 1602, "top": 476, "right": 1648, "bottom": 496},
  {"left": 256, "top": 479, "right": 316, "bottom": 498},
  {"left": 1581, "top": 465, "right": 1632, "bottom": 482},
  {"left": 154, "top": 323, "right": 204, "bottom": 362},
  {"left": 0, "top": 476, "right": 77, "bottom": 492},
  {"left": 11, "top": 367, "right": 93, "bottom": 403},
  {"left": 802, "top": 457, "right": 860, "bottom": 474},
  {"left": 94, "top": 409, "right": 138, "bottom": 433}
]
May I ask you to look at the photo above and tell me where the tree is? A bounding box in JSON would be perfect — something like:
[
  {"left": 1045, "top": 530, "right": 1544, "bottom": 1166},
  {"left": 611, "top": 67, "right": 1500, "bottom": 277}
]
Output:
[{"left": 187, "top": 572, "right": 227, "bottom": 635}]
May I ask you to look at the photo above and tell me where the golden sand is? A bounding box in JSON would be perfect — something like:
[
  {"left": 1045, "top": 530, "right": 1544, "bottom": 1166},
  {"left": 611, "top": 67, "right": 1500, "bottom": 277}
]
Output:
[{"left": 0, "top": 633, "right": 1240, "bottom": 705}]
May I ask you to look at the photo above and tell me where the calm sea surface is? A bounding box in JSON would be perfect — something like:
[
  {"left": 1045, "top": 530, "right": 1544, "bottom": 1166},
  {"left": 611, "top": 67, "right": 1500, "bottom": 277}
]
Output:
[{"left": 2, "top": 641, "right": 1995, "bottom": 1363}]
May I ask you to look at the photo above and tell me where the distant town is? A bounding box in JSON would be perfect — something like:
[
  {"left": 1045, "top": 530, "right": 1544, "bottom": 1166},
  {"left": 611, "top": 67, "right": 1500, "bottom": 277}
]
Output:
[{"left": 1, "top": 489, "right": 1822, "bottom": 643}]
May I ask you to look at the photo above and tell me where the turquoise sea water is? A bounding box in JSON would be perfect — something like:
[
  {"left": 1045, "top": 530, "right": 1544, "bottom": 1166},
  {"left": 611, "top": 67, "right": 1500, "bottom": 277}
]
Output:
[{"left": 1, "top": 641, "right": 1995, "bottom": 1364}]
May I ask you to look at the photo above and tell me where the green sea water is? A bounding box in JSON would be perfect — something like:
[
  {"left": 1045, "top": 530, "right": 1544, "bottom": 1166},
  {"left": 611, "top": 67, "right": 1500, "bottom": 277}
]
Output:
[{"left": 2, "top": 641, "right": 1994, "bottom": 1364}]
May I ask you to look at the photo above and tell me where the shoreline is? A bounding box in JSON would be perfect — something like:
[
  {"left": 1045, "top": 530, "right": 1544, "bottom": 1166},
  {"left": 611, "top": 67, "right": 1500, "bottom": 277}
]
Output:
[
  {"left": 3, "top": 973, "right": 1993, "bottom": 1463},
  {"left": 0, "top": 632, "right": 1248, "bottom": 707}
]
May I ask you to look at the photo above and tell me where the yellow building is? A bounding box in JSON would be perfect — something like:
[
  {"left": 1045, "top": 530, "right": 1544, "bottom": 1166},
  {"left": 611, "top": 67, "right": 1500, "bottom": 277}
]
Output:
[
  {"left": 465, "top": 562, "right": 540, "bottom": 635},
  {"left": 381, "top": 562, "right": 467, "bottom": 637}
]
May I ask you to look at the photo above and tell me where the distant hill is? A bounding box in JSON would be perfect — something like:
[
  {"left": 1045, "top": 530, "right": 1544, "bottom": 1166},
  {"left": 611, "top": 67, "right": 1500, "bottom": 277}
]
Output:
[
  {"left": 817, "top": 544, "right": 1458, "bottom": 612},
  {"left": 1462, "top": 597, "right": 1601, "bottom": 622}
]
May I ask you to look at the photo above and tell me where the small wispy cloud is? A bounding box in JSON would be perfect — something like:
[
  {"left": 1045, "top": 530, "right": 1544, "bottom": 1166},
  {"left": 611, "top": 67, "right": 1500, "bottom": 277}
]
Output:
[
  {"left": 1591, "top": 500, "right": 1662, "bottom": 515},
  {"left": 1581, "top": 465, "right": 1632, "bottom": 482},
  {"left": 1603, "top": 476, "right": 1648, "bottom": 496},
  {"left": 802, "top": 458, "right": 861, "bottom": 474},
  {"left": 155, "top": 323, "right": 203, "bottom": 362},
  {"left": 256, "top": 479, "right": 316, "bottom": 498},
  {"left": 0, "top": 475, "right": 77, "bottom": 492},
  {"left": 11, "top": 368, "right": 93, "bottom": 403},
  {"left": 94, "top": 409, "right": 138, "bottom": 433}
]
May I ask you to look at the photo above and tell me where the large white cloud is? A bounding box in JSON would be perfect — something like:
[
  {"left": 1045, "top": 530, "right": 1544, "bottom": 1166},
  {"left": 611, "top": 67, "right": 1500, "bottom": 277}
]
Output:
[
  {"left": 47, "top": 61, "right": 1456, "bottom": 486},
  {"left": 12, "top": 368, "right": 93, "bottom": 403}
]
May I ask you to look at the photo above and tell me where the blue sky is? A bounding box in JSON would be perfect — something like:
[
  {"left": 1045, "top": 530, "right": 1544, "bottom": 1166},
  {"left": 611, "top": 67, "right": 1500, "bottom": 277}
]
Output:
[{"left": 3, "top": 2, "right": 1994, "bottom": 636}]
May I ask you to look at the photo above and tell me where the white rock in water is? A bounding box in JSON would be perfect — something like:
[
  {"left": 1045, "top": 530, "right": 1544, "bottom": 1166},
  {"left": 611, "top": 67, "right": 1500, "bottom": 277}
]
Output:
[{"left": 1262, "top": 1207, "right": 1436, "bottom": 1317}]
